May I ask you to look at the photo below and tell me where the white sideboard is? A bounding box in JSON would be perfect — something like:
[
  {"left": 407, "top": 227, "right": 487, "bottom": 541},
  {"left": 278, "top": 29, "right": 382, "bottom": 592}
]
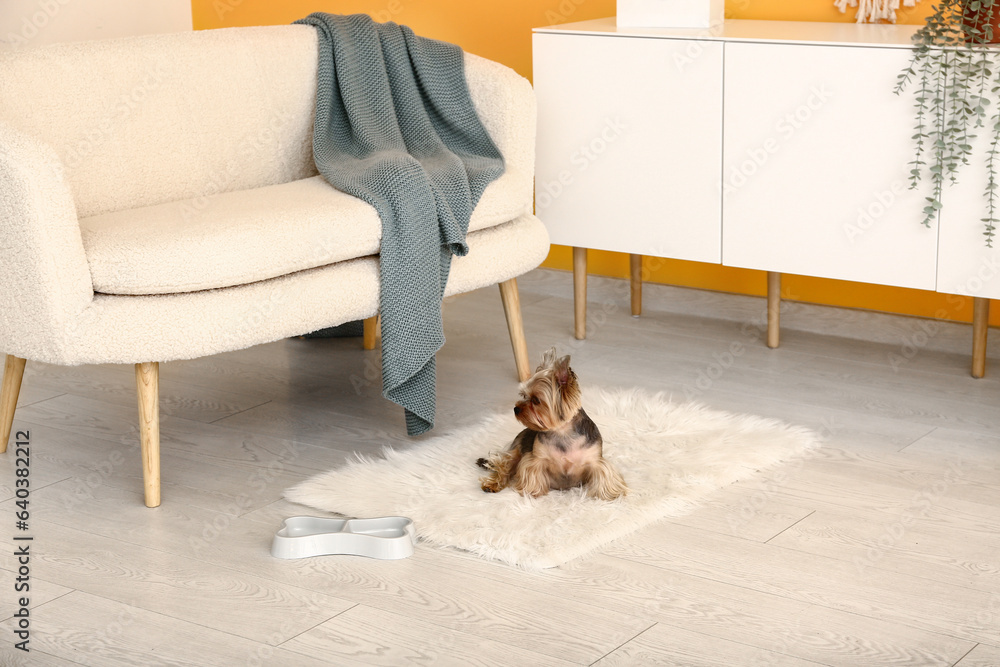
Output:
[
  {"left": 532, "top": 32, "right": 723, "bottom": 264},
  {"left": 533, "top": 17, "right": 998, "bottom": 376}
]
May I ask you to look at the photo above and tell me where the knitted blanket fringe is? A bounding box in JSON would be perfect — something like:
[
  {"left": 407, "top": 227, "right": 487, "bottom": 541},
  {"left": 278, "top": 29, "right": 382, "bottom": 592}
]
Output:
[{"left": 295, "top": 13, "right": 504, "bottom": 435}]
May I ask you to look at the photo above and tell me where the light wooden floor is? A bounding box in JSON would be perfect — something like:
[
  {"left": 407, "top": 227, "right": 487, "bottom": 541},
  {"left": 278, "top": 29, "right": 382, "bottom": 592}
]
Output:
[{"left": 1, "top": 268, "right": 998, "bottom": 666}]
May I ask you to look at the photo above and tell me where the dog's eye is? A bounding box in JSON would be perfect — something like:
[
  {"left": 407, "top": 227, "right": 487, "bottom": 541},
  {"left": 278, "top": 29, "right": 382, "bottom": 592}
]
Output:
[{"left": 530, "top": 396, "right": 540, "bottom": 405}]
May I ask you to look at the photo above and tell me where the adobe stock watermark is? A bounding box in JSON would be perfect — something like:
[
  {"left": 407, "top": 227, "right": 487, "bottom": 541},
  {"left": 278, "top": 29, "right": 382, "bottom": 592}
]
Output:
[
  {"left": 57, "top": 425, "right": 139, "bottom": 512},
  {"left": 560, "top": 248, "right": 673, "bottom": 352},
  {"left": 888, "top": 256, "right": 999, "bottom": 372},
  {"left": 681, "top": 338, "right": 749, "bottom": 401},
  {"left": 62, "top": 63, "right": 171, "bottom": 175},
  {"left": 87, "top": 608, "right": 137, "bottom": 657},
  {"left": 843, "top": 181, "right": 907, "bottom": 244},
  {"left": 967, "top": 591, "right": 1000, "bottom": 639},
  {"left": 544, "top": 0, "right": 588, "bottom": 25},
  {"left": 682, "top": 285, "right": 804, "bottom": 401},
  {"left": 243, "top": 619, "right": 302, "bottom": 667},
  {"left": 672, "top": 0, "right": 754, "bottom": 73},
  {"left": 215, "top": 0, "right": 417, "bottom": 22},
  {"left": 749, "top": 618, "right": 805, "bottom": 667},
  {"left": 535, "top": 116, "right": 629, "bottom": 211},
  {"left": 174, "top": 108, "right": 296, "bottom": 223},
  {"left": 350, "top": 350, "right": 383, "bottom": 396},
  {"left": 852, "top": 459, "right": 966, "bottom": 575},
  {"left": 212, "top": 0, "right": 246, "bottom": 20},
  {"left": 720, "top": 84, "right": 834, "bottom": 197},
  {"left": 188, "top": 438, "right": 307, "bottom": 556},
  {"left": 725, "top": 415, "right": 838, "bottom": 537},
  {"left": 2, "top": 0, "right": 72, "bottom": 49},
  {"left": 672, "top": 21, "right": 725, "bottom": 72}
]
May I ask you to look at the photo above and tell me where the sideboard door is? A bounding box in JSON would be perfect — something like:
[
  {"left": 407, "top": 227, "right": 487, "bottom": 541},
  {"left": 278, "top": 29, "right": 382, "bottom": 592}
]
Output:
[
  {"left": 935, "top": 124, "right": 1000, "bottom": 299},
  {"left": 533, "top": 32, "right": 723, "bottom": 263},
  {"left": 721, "top": 42, "right": 938, "bottom": 290}
]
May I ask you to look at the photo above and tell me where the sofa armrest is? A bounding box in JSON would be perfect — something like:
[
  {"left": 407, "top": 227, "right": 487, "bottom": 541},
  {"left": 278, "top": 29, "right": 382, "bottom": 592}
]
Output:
[
  {"left": 0, "top": 121, "right": 93, "bottom": 358},
  {"left": 464, "top": 53, "right": 537, "bottom": 183}
]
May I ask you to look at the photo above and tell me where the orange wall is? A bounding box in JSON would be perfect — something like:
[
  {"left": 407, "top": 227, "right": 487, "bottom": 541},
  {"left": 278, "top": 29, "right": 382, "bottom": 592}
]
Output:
[
  {"left": 192, "top": 0, "right": 620, "bottom": 80},
  {"left": 192, "top": 0, "right": 991, "bottom": 325}
]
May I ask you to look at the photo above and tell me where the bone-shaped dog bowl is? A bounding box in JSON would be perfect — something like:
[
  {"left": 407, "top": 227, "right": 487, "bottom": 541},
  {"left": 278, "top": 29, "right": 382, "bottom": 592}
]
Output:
[{"left": 271, "top": 516, "right": 416, "bottom": 560}]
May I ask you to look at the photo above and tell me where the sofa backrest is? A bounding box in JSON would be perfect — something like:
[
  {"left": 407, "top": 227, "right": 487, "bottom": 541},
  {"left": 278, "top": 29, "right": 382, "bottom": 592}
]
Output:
[{"left": 0, "top": 25, "right": 319, "bottom": 219}]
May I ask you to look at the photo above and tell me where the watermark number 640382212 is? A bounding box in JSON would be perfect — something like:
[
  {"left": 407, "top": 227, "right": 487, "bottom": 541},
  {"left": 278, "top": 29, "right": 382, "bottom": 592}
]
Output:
[{"left": 12, "top": 430, "right": 32, "bottom": 653}]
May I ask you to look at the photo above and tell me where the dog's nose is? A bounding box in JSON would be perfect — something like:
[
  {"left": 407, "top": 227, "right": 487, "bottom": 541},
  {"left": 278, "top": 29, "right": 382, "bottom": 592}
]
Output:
[{"left": 513, "top": 405, "right": 522, "bottom": 416}]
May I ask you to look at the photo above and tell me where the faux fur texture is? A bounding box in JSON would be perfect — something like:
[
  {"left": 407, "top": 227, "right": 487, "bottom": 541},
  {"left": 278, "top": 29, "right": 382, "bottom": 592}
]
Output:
[{"left": 284, "top": 387, "right": 821, "bottom": 569}]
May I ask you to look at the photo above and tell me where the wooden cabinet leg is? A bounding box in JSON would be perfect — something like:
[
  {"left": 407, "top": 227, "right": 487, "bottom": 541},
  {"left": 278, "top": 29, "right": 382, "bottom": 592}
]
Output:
[
  {"left": 972, "top": 297, "right": 990, "bottom": 379},
  {"left": 135, "top": 362, "right": 161, "bottom": 508},
  {"left": 499, "top": 279, "right": 531, "bottom": 382},
  {"left": 363, "top": 315, "right": 380, "bottom": 350},
  {"left": 630, "top": 254, "right": 643, "bottom": 317},
  {"left": 767, "top": 272, "right": 781, "bottom": 349},
  {"left": 573, "top": 247, "right": 588, "bottom": 340},
  {"left": 1, "top": 355, "right": 27, "bottom": 454}
]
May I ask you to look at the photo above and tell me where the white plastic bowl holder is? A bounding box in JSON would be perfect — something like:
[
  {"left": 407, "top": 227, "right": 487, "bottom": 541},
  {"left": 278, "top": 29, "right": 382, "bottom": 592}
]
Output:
[{"left": 271, "top": 516, "right": 416, "bottom": 560}]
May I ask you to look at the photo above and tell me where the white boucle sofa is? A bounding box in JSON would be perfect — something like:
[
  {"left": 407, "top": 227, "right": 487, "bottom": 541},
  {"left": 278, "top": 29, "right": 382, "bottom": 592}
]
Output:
[{"left": 0, "top": 25, "right": 550, "bottom": 507}]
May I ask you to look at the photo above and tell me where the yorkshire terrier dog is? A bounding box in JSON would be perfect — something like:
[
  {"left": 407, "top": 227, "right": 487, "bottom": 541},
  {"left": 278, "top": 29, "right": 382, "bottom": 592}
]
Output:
[{"left": 477, "top": 348, "right": 627, "bottom": 500}]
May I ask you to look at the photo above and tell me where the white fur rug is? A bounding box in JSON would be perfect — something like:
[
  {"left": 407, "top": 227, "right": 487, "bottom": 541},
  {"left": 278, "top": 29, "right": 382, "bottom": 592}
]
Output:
[{"left": 285, "top": 387, "right": 820, "bottom": 569}]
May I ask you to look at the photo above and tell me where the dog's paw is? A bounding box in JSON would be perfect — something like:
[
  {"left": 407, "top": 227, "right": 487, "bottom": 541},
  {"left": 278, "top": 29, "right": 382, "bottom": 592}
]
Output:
[
  {"left": 476, "top": 457, "right": 492, "bottom": 470},
  {"left": 480, "top": 474, "right": 504, "bottom": 493}
]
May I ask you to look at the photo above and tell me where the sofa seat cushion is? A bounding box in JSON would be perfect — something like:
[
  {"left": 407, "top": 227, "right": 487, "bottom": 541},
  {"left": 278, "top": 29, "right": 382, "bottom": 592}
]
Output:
[{"left": 80, "top": 170, "right": 530, "bottom": 296}]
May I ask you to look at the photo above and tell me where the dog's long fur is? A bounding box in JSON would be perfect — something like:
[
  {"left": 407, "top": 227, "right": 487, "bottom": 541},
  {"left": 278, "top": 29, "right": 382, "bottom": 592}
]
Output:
[{"left": 478, "top": 349, "right": 627, "bottom": 500}]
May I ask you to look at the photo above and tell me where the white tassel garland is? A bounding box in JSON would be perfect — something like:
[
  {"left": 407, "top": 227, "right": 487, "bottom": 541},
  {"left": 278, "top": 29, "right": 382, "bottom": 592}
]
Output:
[{"left": 834, "top": 0, "right": 918, "bottom": 23}]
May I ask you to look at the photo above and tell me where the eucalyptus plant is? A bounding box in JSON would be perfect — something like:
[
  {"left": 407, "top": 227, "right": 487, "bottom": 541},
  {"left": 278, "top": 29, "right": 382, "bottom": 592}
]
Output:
[{"left": 895, "top": 0, "right": 999, "bottom": 246}]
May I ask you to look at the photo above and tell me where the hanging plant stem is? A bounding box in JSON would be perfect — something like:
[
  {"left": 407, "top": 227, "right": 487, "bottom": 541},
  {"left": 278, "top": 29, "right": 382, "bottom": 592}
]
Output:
[{"left": 896, "top": 0, "right": 1000, "bottom": 245}]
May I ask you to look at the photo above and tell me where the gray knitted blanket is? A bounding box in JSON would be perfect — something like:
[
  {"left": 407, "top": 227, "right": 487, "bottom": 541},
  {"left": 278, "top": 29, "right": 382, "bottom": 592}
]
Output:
[{"left": 295, "top": 13, "right": 504, "bottom": 435}]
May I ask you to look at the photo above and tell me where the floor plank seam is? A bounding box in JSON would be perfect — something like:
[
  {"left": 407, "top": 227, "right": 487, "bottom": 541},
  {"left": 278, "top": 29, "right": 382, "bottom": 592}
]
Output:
[
  {"left": 409, "top": 551, "right": 663, "bottom": 643},
  {"left": 24, "top": 475, "right": 78, "bottom": 499},
  {"left": 600, "top": 551, "right": 823, "bottom": 614},
  {"left": 69, "top": 587, "right": 323, "bottom": 653},
  {"left": 208, "top": 398, "right": 274, "bottom": 425},
  {"left": 607, "top": 546, "right": 989, "bottom": 649},
  {"left": 32, "top": 587, "right": 77, "bottom": 614},
  {"left": 896, "top": 426, "right": 940, "bottom": 453},
  {"left": 586, "top": 620, "right": 658, "bottom": 666},
  {"left": 14, "top": 392, "right": 68, "bottom": 411},
  {"left": 762, "top": 537, "right": 997, "bottom": 599},
  {"left": 763, "top": 509, "right": 817, "bottom": 544},
  {"left": 0, "top": 584, "right": 75, "bottom": 626},
  {"left": 16, "top": 413, "right": 145, "bottom": 450},
  {"left": 18, "top": 515, "right": 343, "bottom": 606},
  {"left": 950, "top": 643, "right": 979, "bottom": 666},
  {"left": 276, "top": 602, "right": 360, "bottom": 649}
]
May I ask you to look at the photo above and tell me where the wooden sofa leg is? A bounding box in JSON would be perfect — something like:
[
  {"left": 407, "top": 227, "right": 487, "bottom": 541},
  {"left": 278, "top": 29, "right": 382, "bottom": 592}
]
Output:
[
  {"left": 135, "top": 362, "right": 161, "bottom": 508},
  {"left": 363, "top": 315, "right": 380, "bottom": 351},
  {"left": 1, "top": 355, "right": 27, "bottom": 454},
  {"left": 574, "top": 247, "right": 588, "bottom": 340},
  {"left": 767, "top": 272, "right": 781, "bottom": 349},
  {"left": 630, "top": 254, "right": 643, "bottom": 317},
  {"left": 499, "top": 279, "right": 531, "bottom": 382},
  {"left": 972, "top": 297, "right": 990, "bottom": 379}
]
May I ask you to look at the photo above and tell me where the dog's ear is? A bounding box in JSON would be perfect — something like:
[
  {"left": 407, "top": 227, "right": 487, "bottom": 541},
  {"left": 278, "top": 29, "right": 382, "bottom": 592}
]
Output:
[
  {"left": 537, "top": 347, "right": 557, "bottom": 372},
  {"left": 554, "top": 355, "right": 572, "bottom": 386}
]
